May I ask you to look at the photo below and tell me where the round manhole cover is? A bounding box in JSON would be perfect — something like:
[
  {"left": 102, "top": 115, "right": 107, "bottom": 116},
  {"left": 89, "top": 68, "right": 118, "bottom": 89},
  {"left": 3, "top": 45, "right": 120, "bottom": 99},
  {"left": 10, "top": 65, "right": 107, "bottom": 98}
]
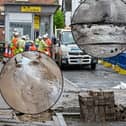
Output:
[{"left": 0, "top": 51, "right": 63, "bottom": 114}]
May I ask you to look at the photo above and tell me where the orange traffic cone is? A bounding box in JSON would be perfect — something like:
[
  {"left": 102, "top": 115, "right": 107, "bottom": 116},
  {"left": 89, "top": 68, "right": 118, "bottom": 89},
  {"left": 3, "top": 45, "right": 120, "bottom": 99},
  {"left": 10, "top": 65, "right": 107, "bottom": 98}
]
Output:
[
  {"left": 3, "top": 47, "right": 9, "bottom": 57},
  {"left": 8, "top": 48, "right": 14, "bottom": 58}
]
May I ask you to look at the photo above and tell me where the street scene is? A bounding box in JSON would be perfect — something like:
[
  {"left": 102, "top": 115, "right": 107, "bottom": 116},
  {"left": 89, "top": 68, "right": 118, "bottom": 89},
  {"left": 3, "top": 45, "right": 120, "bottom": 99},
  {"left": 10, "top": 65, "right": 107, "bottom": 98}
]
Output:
[{"left": 0, "top": 0, "right": 126, "bottom": 126}]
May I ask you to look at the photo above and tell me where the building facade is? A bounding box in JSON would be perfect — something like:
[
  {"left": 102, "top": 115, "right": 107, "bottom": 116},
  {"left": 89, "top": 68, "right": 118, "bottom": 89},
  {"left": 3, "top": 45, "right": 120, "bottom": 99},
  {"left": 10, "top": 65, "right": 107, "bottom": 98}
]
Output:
[
  {"left": 0, "top": 0, "right": 59, "bottom": 42},
  {"left": 62, "top": 0, "right": 80, "bottom": 26}
]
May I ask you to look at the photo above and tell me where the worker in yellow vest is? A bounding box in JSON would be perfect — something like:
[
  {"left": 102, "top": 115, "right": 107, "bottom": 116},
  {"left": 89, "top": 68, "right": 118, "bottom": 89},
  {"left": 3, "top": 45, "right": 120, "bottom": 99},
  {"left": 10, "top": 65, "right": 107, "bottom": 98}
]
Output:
[
  {"left": 35, "top": 36, "right": 42, "bottom": 48},
  {"left": 37, "top": 36, "right": 47, "bottom": 52},
  {"left": 16, "top": 35, "right": 26, "bottom": 53}
]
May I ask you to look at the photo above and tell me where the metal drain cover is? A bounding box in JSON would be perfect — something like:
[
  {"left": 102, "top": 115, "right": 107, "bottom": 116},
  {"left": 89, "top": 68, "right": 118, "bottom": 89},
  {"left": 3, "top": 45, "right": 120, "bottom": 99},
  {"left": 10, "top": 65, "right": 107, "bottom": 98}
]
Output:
[{"left": 0, "top": 51, "right": 63, "bottom": 114}]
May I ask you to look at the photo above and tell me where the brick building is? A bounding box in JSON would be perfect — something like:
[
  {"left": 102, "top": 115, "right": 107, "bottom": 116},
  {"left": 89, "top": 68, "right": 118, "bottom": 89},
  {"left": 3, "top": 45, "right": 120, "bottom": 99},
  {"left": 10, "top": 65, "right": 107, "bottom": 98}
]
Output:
[{"left": 0, "top": 0, "right": 59, "bottom": 42}]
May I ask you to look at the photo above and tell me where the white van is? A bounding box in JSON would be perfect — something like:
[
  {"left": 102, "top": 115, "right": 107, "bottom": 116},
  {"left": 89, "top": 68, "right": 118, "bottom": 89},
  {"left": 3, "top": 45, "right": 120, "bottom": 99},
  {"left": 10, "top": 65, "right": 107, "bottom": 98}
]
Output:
[{"left": 53, "top": 29, "right": 97, "bottom": 70}]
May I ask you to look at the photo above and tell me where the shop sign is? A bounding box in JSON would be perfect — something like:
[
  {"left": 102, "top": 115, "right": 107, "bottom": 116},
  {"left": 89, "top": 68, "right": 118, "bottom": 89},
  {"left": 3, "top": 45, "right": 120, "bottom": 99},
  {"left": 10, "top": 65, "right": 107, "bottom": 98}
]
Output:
[
  {"left": 21, "top": 6, "right": 41, "bottom": 13},
  {"left": 34, "top": 15, "right": 40, "bottom": 30}
]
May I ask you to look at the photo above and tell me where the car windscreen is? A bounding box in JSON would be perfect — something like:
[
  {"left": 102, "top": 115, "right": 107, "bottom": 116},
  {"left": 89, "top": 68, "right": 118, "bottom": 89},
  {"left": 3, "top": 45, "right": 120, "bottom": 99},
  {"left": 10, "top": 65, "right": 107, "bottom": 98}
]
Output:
[{"left": 61, "top": 31, "right": 75, "bottom": 44}]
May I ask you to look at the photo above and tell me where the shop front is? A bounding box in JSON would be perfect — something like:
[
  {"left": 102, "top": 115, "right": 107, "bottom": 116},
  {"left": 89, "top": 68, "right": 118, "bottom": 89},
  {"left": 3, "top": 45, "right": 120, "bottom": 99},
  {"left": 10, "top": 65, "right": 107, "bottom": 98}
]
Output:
[{"left": 4, "top": 3, "right": 58, "bottom": 41}]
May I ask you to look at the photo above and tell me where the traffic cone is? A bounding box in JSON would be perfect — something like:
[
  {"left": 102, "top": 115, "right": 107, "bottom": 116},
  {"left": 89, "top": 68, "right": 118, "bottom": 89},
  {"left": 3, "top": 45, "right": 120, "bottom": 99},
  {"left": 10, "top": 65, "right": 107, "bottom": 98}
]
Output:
[
  {"left": 3, "top": 47, "right": 9, "bottom": 57},
  {"left": 8, "top": 48, "right": 14, "bottom": 58}
]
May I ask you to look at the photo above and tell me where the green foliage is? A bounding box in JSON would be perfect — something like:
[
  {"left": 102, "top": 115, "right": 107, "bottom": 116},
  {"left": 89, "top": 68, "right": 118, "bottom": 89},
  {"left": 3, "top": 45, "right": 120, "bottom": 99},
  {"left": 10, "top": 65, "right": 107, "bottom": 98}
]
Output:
[{"left": 54, "top": 9, "right": 65, "bottom": 29}]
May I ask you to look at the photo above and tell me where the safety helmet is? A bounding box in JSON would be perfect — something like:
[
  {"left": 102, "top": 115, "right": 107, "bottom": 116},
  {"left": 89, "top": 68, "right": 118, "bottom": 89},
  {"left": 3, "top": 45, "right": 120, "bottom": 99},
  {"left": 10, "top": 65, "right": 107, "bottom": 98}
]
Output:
[
  {"left": 14, "top": 32, "right": 19, "bottom": 36},
  {"left": 43, "top": 33, "right": 48, "bottom": 38},
  {"left": 22, "top": 35, "right": 26, "bottom": 40},
  {"left": 38, "top": 36, "right": 42, "bottom": 39}
]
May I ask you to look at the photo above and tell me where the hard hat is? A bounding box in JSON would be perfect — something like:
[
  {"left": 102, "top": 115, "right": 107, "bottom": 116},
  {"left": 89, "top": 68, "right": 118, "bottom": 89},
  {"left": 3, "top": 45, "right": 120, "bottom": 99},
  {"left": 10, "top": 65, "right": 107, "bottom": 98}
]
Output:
[
  {"left": 43, "top": 34, "right": 48, "bottom": 38},
  {"left": 38, "top": 36, "right": 42, "bottom": 39},
  {"left": 14, "top": 32, "right": 19, "bottom": 36},
  {"left": 22, "top": 35, "right": 26, "bottom": 40}
]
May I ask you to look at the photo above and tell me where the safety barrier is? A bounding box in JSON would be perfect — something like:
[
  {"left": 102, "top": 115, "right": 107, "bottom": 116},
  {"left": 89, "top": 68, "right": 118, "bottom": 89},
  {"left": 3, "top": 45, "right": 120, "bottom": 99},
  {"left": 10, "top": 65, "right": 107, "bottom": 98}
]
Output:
[
  {"left": 102, "top": 57, "right": 112, "bottom": 68},
  {"left": 102, "top": 53, "right": 126, "bottom": 75}
]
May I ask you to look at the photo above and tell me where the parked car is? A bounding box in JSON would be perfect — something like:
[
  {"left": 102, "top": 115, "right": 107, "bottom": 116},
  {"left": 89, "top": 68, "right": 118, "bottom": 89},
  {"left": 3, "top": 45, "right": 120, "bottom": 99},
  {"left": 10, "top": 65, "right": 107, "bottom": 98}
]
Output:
[{"left": 52, "top": 28, "right": 97, "bottom": 70}]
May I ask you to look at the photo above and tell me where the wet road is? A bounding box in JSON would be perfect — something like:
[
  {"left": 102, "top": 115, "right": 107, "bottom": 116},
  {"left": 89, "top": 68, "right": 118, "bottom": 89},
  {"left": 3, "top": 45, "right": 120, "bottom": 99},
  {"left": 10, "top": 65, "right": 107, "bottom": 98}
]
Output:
[
  {"left": 62, "top": 64, "right": 126, "bottom": 90},
  {"left": 62, "top": 64, "right": 126, "bottom": 126}
]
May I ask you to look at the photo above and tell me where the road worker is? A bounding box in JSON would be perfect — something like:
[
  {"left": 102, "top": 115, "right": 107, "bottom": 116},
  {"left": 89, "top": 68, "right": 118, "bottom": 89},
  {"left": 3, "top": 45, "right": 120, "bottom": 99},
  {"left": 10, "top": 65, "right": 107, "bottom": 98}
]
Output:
[
  {"left": 16, "top": 35, "right": 26, "bottom": 53},
  {"left": 29, "top": 40, "right": 37, "bottom": 51},
  {"left": 35, "top": 36, "right": 42, "bottom": 48},
  {"left": 38, "top": 36, "right": 47, "bottom": 52},
  {"left": 10, "top": 32, "right": 19, "bottom": 55},
  {"left": 42, "top": 34, "right": 52, "bottom": 57}
]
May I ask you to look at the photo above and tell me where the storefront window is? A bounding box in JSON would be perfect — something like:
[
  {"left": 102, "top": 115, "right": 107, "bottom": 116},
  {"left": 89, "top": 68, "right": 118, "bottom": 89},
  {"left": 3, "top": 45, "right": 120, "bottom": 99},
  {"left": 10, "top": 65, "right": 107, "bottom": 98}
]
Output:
[{"left": 9, "top": 22, "right": 32, "bottom": 40}]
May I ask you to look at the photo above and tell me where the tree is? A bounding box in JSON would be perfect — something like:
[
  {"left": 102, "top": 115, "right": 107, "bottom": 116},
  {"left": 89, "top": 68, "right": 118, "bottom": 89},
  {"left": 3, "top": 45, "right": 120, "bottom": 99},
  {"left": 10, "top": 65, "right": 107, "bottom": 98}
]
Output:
[{"left": 53, "top": 9, "right": 65, "bottom": 29}]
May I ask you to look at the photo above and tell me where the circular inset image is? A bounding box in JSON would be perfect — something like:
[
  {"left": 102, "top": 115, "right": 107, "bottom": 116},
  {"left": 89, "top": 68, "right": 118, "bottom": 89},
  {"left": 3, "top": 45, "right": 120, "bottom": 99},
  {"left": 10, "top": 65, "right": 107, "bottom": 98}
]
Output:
[
  {"left": 0, "top": 51, "right": 63, "bottom": 114},
  {"left": 71, "top": 0, "right": 126, "bottom": 58}
]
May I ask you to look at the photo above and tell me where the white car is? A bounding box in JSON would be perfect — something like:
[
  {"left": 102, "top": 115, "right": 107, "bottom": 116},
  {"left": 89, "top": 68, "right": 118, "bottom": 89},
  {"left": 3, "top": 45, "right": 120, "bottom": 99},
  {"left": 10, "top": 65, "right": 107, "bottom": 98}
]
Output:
[{"left": 53, "top": 29, "right": 97, "bottom": 70}]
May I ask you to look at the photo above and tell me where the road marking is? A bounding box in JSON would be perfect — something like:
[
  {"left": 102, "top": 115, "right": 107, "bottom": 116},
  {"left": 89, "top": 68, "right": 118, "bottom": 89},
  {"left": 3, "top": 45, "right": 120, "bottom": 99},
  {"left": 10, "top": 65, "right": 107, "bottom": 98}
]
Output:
[
  {"left": 64, "top": 77, "right": 79, "bottom": 88},
  {"left": 64, "top": 77, "right": 91, "bottom": 92}
]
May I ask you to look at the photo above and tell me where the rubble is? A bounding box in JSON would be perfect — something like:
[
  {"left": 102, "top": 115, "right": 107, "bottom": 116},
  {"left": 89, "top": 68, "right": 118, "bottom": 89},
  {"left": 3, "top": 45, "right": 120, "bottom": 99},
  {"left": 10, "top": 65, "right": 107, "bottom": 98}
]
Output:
[{"left": 79, "top": 90, "right": 126, "bottom": 122}]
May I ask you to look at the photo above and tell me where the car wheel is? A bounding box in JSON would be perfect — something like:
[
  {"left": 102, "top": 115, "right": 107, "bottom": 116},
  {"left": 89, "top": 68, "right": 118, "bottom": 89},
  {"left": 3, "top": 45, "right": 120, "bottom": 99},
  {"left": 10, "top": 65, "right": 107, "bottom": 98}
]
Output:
[{"left": 91, "top": 63, "right": 96, "bottom": 70}]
